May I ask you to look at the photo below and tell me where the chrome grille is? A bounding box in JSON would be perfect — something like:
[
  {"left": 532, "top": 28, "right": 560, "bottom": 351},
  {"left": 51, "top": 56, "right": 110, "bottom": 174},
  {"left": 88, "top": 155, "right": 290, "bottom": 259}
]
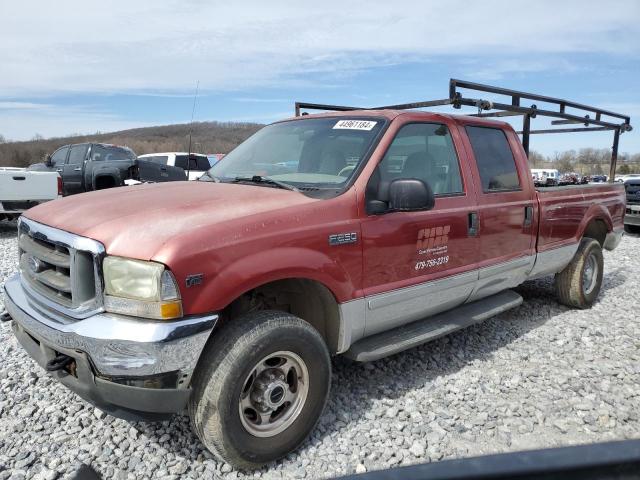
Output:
[{"left": 18, "top": 217, "right": 105, "bottom": 319}]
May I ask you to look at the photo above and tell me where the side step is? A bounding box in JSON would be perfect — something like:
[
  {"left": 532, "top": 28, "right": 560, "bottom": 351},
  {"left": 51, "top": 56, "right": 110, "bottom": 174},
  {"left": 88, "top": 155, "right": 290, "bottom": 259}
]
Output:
[{"left": 344, "top": 290, "right": 523, "bottom": 362}]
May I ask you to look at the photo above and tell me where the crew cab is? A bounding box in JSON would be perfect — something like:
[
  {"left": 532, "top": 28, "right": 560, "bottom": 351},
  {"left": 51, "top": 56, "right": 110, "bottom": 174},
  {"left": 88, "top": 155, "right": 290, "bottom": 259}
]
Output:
[
  {"left": 0, "top": 167, "right": 61, "bottom": 221},
  {"left": 2, "top": 80, "right": 630, "bottom": 469},
  {"left": 137, "top": 152, "right": 210, "bottom": 181},
  {"left": 30, "top": 142, "right": 185, "bottom": 195}
]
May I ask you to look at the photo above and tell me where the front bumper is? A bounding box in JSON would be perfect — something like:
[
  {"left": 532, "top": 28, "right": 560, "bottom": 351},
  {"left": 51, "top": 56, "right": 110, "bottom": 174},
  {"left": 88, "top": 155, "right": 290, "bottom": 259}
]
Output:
[{"left": 3, "top": 273, "right": 217, "bottom": 420}]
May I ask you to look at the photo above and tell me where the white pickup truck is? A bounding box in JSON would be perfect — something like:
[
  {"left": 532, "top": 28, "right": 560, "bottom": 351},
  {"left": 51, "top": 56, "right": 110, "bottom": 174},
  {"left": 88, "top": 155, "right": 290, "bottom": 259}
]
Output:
[
  {"left": 0, "top": 167, "right": 61, "bottom": 221},
  {"left": 137, "top": 152, "right": 210, "bottom": 181}
]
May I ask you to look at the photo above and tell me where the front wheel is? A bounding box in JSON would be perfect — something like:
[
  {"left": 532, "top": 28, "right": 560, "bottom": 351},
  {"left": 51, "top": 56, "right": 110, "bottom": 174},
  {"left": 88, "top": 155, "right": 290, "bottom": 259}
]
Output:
[
  {"left": 189, "top": 311, "right": 331, "bottom": 469},
  {"left": 555, "top": 238, "right": 604, "bottom": 309}
]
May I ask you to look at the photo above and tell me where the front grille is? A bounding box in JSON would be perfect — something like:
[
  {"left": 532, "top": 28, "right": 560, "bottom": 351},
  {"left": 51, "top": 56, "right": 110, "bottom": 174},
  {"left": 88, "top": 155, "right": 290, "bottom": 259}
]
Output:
[{"left": 18, "top": 218, "right": 104, "bottom": 318}]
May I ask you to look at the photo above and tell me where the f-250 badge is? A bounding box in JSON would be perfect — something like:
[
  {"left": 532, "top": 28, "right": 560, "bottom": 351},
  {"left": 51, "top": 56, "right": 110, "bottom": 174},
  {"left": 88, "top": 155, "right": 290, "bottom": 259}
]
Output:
[{"left": 328, "top": 232, "right": 358, "bottom": 246}]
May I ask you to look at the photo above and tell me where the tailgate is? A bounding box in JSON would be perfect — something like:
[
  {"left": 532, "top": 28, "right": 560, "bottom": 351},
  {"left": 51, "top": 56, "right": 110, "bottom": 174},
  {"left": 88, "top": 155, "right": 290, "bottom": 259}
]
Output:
[{"left": 0, "top": 170, "right": 59, "bottom": 201}]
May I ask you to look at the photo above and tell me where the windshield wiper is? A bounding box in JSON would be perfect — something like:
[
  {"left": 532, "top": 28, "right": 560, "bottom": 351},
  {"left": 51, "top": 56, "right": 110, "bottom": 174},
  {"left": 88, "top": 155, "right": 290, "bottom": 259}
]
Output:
[
  {"left": 198, "top": 171, "right": 221, "bottom": 182},
  {"left": 232, "top": 175, "right": 300, "bottom": 192}
]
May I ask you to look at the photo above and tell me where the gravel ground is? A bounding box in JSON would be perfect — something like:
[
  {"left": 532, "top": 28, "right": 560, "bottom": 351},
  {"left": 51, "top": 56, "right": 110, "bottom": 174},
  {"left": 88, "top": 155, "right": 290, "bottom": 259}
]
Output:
[{"left": 1, "top": 219, "right": 639, "bottom": 480}]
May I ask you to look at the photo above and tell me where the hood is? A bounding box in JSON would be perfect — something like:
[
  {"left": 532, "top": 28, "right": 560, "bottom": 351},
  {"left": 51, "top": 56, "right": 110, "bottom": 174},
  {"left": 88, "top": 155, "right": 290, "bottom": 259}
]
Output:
[{"left": 25, "top": 181, "right": 318, "bottom": 260}]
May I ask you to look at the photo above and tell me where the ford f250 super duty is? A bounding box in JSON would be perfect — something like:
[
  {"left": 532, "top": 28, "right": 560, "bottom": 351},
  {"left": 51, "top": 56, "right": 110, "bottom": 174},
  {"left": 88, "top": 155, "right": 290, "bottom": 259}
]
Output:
[{"left": 1, "top": 80, "right": 631, "bottom": 469}]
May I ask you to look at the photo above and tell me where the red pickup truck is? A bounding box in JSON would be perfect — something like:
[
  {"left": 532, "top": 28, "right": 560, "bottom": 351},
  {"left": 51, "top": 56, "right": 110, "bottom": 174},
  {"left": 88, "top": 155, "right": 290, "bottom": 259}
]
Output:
[{"left": 2, "top": 81, "right": 630, "bottom": 469}]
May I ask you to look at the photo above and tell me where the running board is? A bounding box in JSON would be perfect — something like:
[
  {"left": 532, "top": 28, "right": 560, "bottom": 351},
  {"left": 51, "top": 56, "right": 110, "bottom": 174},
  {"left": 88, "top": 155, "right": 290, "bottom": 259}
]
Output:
[{"left": 344, "top": 290, "right": 523, "bottom": 362}]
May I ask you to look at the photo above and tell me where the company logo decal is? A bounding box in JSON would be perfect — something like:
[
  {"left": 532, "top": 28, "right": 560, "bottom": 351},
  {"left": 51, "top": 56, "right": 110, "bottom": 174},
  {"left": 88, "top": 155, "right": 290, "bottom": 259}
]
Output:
[{"left": 416, "top": 225, "right": 450, "bottom": 254}]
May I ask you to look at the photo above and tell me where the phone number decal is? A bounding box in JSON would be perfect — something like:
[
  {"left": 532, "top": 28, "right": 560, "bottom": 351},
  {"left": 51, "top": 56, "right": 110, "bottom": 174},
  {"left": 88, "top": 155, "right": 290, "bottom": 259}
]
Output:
[{"left": 415, "top": 256, "right": 449, "bottom": 271}]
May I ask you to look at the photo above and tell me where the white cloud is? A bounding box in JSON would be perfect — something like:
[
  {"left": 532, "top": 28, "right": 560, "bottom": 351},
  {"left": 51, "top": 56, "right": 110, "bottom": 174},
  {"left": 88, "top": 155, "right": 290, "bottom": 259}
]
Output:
[{"left": 1, "top": 0, "right": 638, "bottom": 96}]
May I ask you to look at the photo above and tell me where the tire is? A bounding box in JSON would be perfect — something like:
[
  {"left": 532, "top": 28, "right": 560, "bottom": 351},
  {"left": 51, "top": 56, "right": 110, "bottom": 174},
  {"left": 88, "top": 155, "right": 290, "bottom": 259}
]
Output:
[
  {"left": 555, "top": 238, "right": 604, "bottom": 309},
  {"left": 189, "top": 310, "right": 331, "bottom": 469}
]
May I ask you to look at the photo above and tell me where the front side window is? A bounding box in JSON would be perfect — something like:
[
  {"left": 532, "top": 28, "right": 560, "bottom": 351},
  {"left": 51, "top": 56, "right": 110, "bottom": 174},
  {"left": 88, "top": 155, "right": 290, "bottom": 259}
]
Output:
[
  {"left": 465, "top": 126, "right": 521, "bottom": 192},
  {"left": 373, "top": 123, "right": 464, "bottom": 196},
  {"left": 50, "top": 146, "right": 69, "bottom": 166},
  {"left": 208, "top": 117, "right": 384, "bottom": 193}
]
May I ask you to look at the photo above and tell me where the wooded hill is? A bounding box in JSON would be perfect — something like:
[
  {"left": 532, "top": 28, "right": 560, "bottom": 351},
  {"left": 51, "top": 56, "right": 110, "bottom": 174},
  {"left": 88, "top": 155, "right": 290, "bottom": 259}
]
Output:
[{"left": 0, "top": 121, "right": 263, "bottom": 168}]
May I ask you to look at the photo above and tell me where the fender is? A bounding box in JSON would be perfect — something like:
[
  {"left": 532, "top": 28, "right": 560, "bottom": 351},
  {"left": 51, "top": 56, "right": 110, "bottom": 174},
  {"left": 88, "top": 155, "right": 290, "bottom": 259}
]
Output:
[
  {"left": 89, "top": 167, "right": 123, "bottom": 190},
  {"left": 575, "top": 203, "right": 613, "bottom": 240},
  {"left": 188, "top": 247, "right": 357, "bottom": 313}
]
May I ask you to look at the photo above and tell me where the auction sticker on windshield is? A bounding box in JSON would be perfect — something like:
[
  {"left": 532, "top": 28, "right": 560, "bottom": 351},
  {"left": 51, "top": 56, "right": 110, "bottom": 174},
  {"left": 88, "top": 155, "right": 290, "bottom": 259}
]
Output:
[{"left": 333, "top": 120, "right": 377, "bottom": 130}]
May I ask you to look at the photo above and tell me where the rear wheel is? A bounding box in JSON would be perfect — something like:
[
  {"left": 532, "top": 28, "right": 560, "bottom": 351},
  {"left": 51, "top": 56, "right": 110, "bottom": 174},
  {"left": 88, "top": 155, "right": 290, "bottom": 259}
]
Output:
[
  {"left": 189, "top": 311, "right": 331, "bottom": 469},
  {"left": 555, "top": 238, "right": 604, "bottom": 309}
]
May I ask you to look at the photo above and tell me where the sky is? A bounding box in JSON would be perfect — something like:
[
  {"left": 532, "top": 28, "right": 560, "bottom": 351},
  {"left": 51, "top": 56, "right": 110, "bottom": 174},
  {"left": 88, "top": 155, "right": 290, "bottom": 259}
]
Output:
[{"left": 1, "top": 0, "right": 639, "bottom": 156}]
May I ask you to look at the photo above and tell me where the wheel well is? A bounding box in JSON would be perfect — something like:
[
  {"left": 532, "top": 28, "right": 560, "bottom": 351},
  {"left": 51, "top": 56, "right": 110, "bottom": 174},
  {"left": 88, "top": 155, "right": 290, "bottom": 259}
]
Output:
[
  {"left": 583, "top": 218, "right": 608, "bottom": 246},
  {"left": 222, "top": 279, "right": 342, "bottom": 354},
  {"left": 94, "top": 176, "right": 116, "bottom": 190}
]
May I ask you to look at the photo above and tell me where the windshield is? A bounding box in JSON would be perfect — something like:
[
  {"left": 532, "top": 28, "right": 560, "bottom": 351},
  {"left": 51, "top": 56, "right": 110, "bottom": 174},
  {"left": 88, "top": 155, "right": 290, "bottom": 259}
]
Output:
[
  {"left": 91, "top": 145, "right": 136, "bottom": 161},
  {"left": 208, "top": 117, "right": 384, "bottom": 191}
]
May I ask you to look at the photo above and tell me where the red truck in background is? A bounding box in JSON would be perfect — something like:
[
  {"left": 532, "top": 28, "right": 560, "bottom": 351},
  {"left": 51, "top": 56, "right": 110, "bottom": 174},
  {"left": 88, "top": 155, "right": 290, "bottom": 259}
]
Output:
[{"left": 2, "top": 80, "right": 631, "bottom": 469}]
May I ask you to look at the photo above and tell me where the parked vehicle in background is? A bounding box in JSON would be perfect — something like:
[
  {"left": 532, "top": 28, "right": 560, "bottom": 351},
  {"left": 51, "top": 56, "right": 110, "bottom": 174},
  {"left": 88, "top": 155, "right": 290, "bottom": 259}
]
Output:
[
  {"left": 0, "top": 167, "right": 61, "bottom": 221},
  {"left": 138, "top": 152, "right": 209, "bottom": 180},
  {"left": 207, "top": 153, "right": 226, "bottom": 166},
  {"left": 590, "top": 175, "right": 608, "bottom": 183},
  {"left": 531, "top": 168, "right": 559, "bottom": 186},
  {"left": 29, "top": 143, "right": 186, "bottom": 195},
  {"left": 624, "top": 177, "right": 640, "bottom": 233},
  {"left": 616, "top": 173, "right": 640, "bottom": 183},
  {"left": 2, "top": 79, "right": 630, "bottom": 469}
]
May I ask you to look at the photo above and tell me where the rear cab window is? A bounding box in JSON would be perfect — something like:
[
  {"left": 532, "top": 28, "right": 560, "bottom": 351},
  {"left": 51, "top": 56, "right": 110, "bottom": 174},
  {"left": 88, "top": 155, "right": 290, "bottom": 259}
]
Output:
[
  {"left": 465, "top": 126, "right": 521, "bottom": 192},
  {"left": 175, "top": 155, "right": 211, "bottom": 171}
]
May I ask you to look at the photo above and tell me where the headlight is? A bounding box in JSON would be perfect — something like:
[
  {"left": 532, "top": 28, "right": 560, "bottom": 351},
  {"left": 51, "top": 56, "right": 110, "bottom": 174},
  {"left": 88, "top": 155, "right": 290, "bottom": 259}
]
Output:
[{"left": 103, "top": 256, "right": 182, "bottom": 320}]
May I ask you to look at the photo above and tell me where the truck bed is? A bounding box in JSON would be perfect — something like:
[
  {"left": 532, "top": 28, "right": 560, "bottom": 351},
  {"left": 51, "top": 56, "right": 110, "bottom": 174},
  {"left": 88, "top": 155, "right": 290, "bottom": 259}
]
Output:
[{"left": 535, "top": 182, "right": 625, "bottom": 252}]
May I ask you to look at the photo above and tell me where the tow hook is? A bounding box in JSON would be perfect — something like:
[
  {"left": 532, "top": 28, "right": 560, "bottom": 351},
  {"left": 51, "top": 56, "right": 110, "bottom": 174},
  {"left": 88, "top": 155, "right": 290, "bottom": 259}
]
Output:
[
  {"left": 46, "top": 354, "right": 74, "bottom": 372},
  {"left": 0, "top": 310, "right": 11, "bottom": 322}
]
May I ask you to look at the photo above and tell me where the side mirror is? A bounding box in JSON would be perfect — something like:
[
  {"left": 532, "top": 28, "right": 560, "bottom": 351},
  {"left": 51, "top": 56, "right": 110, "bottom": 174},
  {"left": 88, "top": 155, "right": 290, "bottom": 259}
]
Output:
[
  {"left": 45, "top": 155, "right": 53, "bottom": 167},
  {"left": 388, "top": 178, "right": 435, "bottom": 212}
]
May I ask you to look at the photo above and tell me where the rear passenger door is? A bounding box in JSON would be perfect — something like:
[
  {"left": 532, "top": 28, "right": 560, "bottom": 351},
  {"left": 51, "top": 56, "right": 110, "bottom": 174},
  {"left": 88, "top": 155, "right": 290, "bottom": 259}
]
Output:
[
  {"left": 361, "top": 121, "right": 480, "bottom": 336},
  {"left": 63, "top": 144, "right": 88, "bottom": 195},
  {"left": 460, "top": 124, "right": 536, "bottom": 301}
]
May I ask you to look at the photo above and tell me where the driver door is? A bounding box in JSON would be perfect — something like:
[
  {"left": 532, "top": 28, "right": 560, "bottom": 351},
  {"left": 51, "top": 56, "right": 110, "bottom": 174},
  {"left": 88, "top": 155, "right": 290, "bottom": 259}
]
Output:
[{"left": 360, "top": 120, "right": 480, "bottom": 336}]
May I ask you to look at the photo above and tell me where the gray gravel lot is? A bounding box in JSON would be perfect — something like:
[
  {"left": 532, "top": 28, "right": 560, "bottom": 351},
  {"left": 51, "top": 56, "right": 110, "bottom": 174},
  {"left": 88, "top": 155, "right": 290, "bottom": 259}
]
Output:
[{"left": 1, "top": 219, "right": 639, "bottom": 480}]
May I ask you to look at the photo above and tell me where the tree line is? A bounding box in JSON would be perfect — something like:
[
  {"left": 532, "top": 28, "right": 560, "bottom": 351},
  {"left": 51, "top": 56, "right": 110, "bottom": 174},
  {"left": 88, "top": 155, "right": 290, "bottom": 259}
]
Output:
[{"left": 1, "top": 126, "right": 639, "bottom": 175}]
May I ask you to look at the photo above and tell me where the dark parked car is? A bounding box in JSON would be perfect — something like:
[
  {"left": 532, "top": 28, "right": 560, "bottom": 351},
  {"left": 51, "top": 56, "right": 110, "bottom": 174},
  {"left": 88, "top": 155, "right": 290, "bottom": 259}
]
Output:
[
  {"left": 624, "top": 178, "right": 640, "bottom": 233},
  {"left": 30, "top": 143, "right": 186, "bottom": 196}
]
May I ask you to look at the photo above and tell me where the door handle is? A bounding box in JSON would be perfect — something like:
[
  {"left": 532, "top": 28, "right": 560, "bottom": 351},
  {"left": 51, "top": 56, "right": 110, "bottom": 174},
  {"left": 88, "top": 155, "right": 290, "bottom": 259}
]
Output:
[
  {"left": 56, "top": 168, "right": 63, "bottom": 172},
  {"left": 524, "top": 205, "right": 534, "bottom": 227},
  {"left": 73, "top": 167, "right": 82, "bottom": 171},
  {"left": 12, "top": 176, "right": 26, "bottom": 181},
  {"left": 468, "top": 211, "right": 479, "bottom": 236}
]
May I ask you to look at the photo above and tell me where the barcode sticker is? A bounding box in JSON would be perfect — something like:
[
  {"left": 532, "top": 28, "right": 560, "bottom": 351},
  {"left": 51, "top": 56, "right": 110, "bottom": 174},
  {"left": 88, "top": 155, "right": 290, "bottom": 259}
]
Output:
[{"left": 333, "top": 120, "right": 377, "bottom": 131}]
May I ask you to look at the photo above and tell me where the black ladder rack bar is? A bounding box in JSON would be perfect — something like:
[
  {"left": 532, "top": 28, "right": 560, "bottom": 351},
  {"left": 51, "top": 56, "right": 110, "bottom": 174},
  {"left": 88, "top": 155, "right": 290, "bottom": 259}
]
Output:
[
  {"left": 294, "top": 78, "right": 632, "bottom": 182},
  {"left": 449, "top": 78, "right": 630, "bottom": 123}
]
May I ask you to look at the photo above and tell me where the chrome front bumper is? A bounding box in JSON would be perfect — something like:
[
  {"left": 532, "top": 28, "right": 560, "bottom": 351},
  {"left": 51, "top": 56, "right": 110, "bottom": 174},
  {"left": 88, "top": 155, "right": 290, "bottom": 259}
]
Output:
[{"left": 3, "top": 273, "right": 217, "bottom": 419}]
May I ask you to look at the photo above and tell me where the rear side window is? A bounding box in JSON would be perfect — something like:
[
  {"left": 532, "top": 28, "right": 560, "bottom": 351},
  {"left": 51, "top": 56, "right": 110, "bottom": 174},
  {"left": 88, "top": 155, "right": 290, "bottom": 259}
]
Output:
[
  {"left": 141, "top": 155, "right": 169, "bottom": 165},
  {"left": 465, "top": 126, "right": 521, "bottom": 192},
  {"left": 67, "top": 145, "right": 88, "bottom": 165},
  {"left": 91, "top": 145, "right": 136, "bottom": 162}
]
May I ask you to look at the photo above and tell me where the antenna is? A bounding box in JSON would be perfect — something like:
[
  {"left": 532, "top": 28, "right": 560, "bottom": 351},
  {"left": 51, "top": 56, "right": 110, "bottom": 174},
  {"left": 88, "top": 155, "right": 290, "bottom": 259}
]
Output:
[{"left": 186, "top": 80, "right": 199, "bottom": 180}]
